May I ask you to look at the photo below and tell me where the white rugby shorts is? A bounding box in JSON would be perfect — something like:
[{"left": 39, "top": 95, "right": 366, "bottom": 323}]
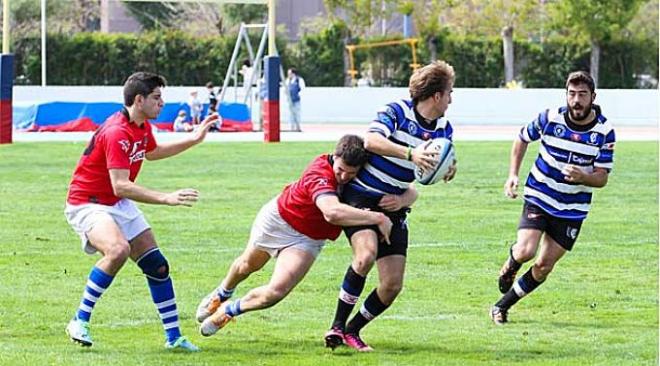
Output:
[
  {"left": 64, "top": 198, "right": 150, "bottom": 255},
  {"left": 249, "top": 197, "right": 325, "bottom": 258}
]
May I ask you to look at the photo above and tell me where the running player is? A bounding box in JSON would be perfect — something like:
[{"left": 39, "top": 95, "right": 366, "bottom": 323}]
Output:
[
  {"left": 64, "top": 72, "right": 218, "bottom": 351},
  {"left": 490, "top": 71, "right": 615, "bottom": 324}
]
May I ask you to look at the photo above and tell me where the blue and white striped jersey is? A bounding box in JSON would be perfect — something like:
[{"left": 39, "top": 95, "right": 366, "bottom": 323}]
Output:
[
  {"left": 345, "top": 99, "right": 454, "bottom": 199},
  {"left": 519, "top": 105, "right": 615, "bottom": 220}
]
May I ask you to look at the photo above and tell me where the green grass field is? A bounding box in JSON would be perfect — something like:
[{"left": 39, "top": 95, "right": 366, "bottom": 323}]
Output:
[{"left": 0, "top": 140, "right": 657, "bottom": 366}]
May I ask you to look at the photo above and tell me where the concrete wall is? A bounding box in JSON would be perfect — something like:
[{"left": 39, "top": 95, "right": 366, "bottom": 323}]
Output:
[{"left": 14, "top": 86, "right": 658, "bottom": 126}]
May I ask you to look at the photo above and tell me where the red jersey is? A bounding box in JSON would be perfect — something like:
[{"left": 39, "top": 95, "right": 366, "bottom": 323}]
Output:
[
  {"left": 277, "top": 154, "right": 342, "bottom": 240},
  {"left": 67, "top": 109, "right": 157, "bottom": 206}
]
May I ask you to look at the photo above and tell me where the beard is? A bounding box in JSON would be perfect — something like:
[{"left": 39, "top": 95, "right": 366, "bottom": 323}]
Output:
[{"left": 568, "top": 102, "right": 591, "bottom": 121}]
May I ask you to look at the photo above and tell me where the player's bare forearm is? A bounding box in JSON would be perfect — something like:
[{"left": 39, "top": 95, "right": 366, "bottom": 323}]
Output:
[
  {"left": 112, "top": 179, "right": 168, "bottom": 204},
  {"left": 109, "top": 169, "right": 198, "bottom": 206},
  {"left": 563, "top": 166, "right": 609, "bottom": 187},
  {"left": 146, "top": 139, "right": 198, "bottom": 160},
  {"left": 364, "top": 132, "right": 407, "bottom": 160},
  {"left": 317, "top": 195, "right": 388, "bottom": 226},
  {"left": 509, "top": 138, "right": 528, "bottom": 177},
  {"left": 146, "top": 114, "right": 218, "bottom": 161},
  {"left": 399, "top": 184, "right": 418, "bottom": 207}
]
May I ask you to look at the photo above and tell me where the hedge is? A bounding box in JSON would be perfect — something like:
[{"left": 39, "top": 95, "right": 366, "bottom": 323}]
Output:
[{"left": 6, "top": 27, "right": 658, "bottom": 88}]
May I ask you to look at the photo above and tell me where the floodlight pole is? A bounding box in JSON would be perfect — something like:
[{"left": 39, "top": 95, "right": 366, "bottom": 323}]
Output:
[
  {"left": 41, "top": 0, "right": 46, "bottom": 86},
  {"left": 2, "top": 0, "right": 9, "bottom": 53}
]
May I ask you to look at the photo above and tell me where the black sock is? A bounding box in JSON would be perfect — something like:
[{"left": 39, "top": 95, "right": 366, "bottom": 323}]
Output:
[
  {"left": 495, "top": 267, "right": 543, "bottom": 309},
  {"left": 345, "top": 289, "right": 389, "bottom": 335},
  {"left": 507, "top": 246, "right": 523, "bottom": 273},
  {"left": 331, "top": 266, "right": 366, "bottom": 329}
]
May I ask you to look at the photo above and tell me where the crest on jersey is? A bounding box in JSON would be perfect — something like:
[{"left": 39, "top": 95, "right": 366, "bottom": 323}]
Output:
[
  {"left": 118, "top": 139, "right": 130, "bottom": 153},
  {"left": 553, "top": 125, "right": 565, "bottom": 137},
  {"left": 408, "top": 122, "right": 418, "bottom": 136},
  {"left": 570, "top": 133, "right": 581, "bottom": 142},
  {"left": 317, "top": 178, "right": 329, "bottom": 187},
  {"left": 588, "top": 132, "right": 599, "bottom": 145},
  {"left": 421, "top": 131, "right": 431, "bottom": 140}
]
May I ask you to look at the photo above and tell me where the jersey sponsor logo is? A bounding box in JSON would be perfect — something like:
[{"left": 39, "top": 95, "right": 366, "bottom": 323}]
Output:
[
  {"left": 569, "top": 153, "right": 594, "bottom": 165},
  {"left": 128, "top": 141, "right": 146, "bottom": 164},
  {"left": 553, "top": 125, "right": 565, "bottom": 137},
  {"left": 588, "top": 132, "right": 599, "bottom": 145},
  {"left": 118, "top": 139, "right": 130, "bottom": 153}
]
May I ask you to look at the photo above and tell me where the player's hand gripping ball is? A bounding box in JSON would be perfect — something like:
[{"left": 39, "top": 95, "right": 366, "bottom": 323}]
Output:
[{"left": 414, "top": 137, "right": 455, "bottom": 185}]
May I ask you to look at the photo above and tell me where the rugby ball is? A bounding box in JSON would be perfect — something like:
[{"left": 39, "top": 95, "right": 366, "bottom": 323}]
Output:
[{"left": 413, "top": 138, "right": 455, "bottom": 185}]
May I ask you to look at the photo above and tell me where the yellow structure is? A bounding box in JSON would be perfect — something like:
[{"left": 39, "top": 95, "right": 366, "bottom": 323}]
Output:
[{"left": 345, "top": 38, "right": 421, "bottom": 84}]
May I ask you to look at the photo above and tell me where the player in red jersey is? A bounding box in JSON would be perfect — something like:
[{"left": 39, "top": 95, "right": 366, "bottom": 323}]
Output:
[
  {"left": 64, "top": 72, "right": 218, "bottom": 351},
  {"left": 197, "top": 135, "right": 393, "bottom": 337}
]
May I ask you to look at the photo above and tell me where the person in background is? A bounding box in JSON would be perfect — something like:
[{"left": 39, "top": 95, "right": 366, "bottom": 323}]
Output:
[
  {"left": 188, "top": 90, "right": 202, "bottom": 125},
  {"left": 173, "top": 110, "right": 193, "bottom": 132},
  {"left": 286, "top": 68, "right": 305, "bottom": 132}
]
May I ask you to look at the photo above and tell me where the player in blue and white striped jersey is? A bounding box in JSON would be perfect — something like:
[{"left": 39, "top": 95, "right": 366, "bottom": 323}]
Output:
[
  {"left": 490, "top": 71, "right": 615, "bottom": 325},
  {"left": 325, "top": 61, "right": 457, "bottom": 352}
]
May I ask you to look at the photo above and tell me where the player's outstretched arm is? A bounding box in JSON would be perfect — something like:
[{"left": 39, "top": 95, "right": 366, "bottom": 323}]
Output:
[
  {"left": 146, "top": 114, "right": 220, "bottom": 161},
  {"left": 316, "top": 194, "right": 392, "bottom": 244},
  {"left": 109, "top": 169, "right": 199, "bottom": 206}
]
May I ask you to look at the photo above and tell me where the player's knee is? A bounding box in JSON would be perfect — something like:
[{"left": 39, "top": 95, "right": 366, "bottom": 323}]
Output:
[
  {"left": 533, "top": 261, "right": 554, "bottom": 277},
  {"left": 106, "top": 242, "right": 130, "bottom": 263},
  {"left": 514, "top": 243, "right": 536, "bottom": 261},
  {"left": 137, "top": 248, "right": 170, "bottom": 281},
  {"left": 380, "top": 281, "right": 403, "bottom": 299},
  {"left": 264, "top": 286, "right": 288, "bottom": 305},
  {"left": 235, "top": 257, "right": 256, "bottom": 276},
  {"left": 352, "top": 253, "right": 376, "bottom": 274}
]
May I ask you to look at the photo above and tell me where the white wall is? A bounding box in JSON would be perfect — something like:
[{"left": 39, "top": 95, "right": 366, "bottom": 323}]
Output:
[{"left": 14, "top": 86, "right": 658, "bottom": 126}]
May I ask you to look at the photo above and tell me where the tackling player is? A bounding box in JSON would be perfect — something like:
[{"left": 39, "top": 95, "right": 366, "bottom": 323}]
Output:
[{"left": 196, "top": 135, "right": 393, "bottom": 338}]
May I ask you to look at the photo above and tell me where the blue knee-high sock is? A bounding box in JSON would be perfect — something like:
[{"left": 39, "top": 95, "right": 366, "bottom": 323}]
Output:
[
  {"left": 137, "top": 248, "right": 181, "bottom": 343},
  {"left": 148, "top": 277, "right": 181, "bottom": 343},
  {"left": 76, "top": 266, "right": 114, "bottom": 322}
]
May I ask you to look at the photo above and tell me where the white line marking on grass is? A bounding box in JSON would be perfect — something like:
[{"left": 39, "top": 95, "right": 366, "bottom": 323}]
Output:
[{"left": 380, "top": 314, "right": 455, "bottom": 321}]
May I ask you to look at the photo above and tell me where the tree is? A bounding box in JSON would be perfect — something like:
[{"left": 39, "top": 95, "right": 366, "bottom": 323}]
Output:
[
  {"left": 427, "top": 0, "right": 539, "bottom": 83},
  {"left": 410, "top": 0, "right": 448, "bottom": 62},
  {"left": 549, "top": 0, "right": 646, "bottom": 86},
  {"left": 122, "top": 2, "right": 180, "bottom": 30},
  {"left": 323, "top": 0, "right": 399, "bottom": 38}
]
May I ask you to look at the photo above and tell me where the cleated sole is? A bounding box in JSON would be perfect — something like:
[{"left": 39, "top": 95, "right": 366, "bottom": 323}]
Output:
[
  {"left": 69, "top": 336, "right": 92, "bottom": 347},
  {"left": 324, "top": 334, "right": 343, "bottom": 350}
]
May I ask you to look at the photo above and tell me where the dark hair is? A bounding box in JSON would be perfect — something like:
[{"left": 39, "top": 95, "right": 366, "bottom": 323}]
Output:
[
  {"left": 409, "top": 60, "right": 455, "bottom": 104},
  {"left": 242, "top": 59, "right": 252, "bottom": 67},
  {"left": 123, "top": 72, "right": 167, "bottom": 106},
  {"left": 206, "top": 81, "right": 214, "bottom": 88},
  {"left": 334, "top": 134, "right": 369, "bottom": 167},
  {"left": 566, "top": 71, "right": 595, "bottom": 93},
  {"left": 289, "top": 67, "right": 298, "bottom": 75}
]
